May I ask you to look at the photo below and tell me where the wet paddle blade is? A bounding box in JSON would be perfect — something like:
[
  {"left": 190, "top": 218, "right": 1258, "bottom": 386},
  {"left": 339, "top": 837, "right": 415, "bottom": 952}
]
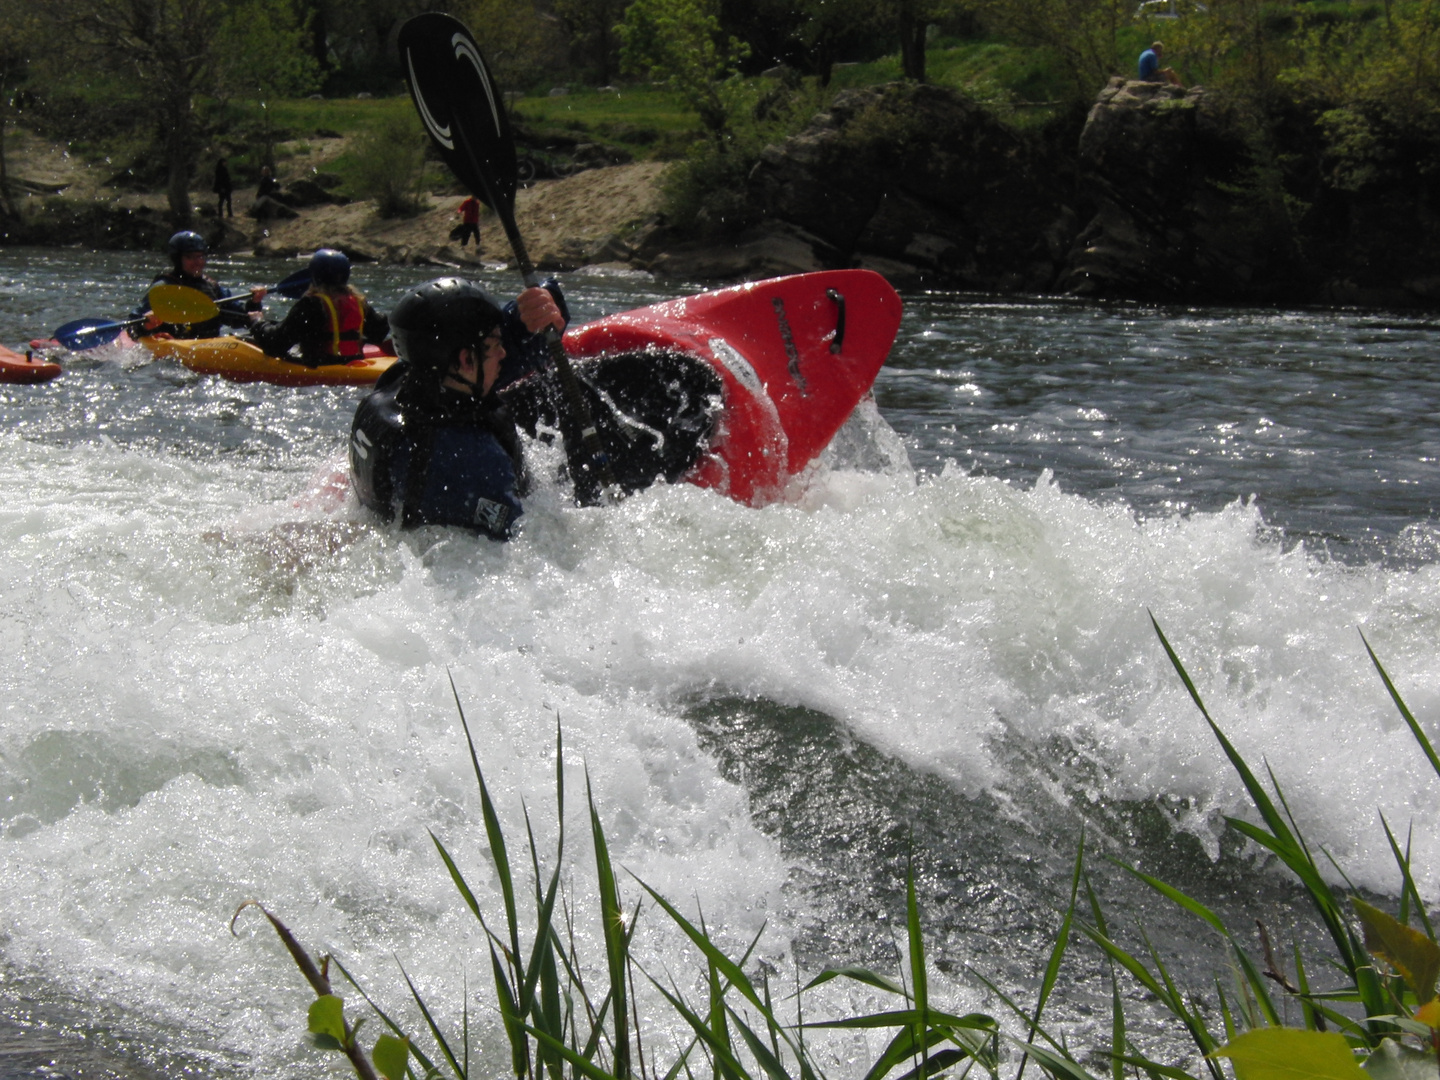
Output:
[
  {"left": 149, "top": 284, "right": 219, "bottom": 326},
  {"left": 53, "top": 318, "right": 127, "bottom": 351},
  {"left": 398, "top": 13, "right": 517, "bottom": 215}
]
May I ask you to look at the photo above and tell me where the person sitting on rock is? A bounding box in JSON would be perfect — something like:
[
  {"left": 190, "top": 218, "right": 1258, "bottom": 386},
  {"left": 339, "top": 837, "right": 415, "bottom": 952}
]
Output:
[
  {"left": 248, "top": 248, "right": 391, "bottom": 368},
  {"left": 135, "top": 230, "right": 261, "bottom": 339},
  {"left": 251, "top": 164, "right": 295, "bottom": 221},
  {"left": 1138, "top": 41, "right": 1182, "bottom": 86},
  {"left": 348, "top": 276, "right": 566, "bottom": 538},
  {"left": 256, "top": 164, "right": 281, "bottom": 200}
]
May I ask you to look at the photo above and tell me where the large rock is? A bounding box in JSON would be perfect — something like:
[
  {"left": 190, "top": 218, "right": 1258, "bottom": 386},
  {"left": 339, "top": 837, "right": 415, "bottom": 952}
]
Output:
[
  {"left": 1059, "top": 78, "right": 1303, "bottom": 301},
  {"left": 747, "top": 83, "right": 1075, "bottom": 290}
]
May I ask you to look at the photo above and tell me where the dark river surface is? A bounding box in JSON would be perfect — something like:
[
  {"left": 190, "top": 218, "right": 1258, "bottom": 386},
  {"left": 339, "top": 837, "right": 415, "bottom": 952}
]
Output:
[{"left": 1, "top": 248, "right": 1438, "bottom": 1078}]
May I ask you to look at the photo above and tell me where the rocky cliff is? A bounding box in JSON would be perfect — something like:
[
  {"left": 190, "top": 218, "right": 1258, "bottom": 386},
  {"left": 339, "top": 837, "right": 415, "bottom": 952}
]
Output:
[{"left": 663, "top": 76, "right": 1440, "bottom": 307}]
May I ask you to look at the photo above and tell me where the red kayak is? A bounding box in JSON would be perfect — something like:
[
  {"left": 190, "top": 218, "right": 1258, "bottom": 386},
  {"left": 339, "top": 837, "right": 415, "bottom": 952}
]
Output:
[
  {"left": 0, "top": 345, "right": 61, "bottom": 384},
  {"left": 562, "top": 269, "right": 901, "bottom": 506}
]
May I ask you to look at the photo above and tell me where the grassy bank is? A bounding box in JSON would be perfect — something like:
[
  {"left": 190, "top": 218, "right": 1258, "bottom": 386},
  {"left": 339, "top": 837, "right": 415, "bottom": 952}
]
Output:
[{"left": 244, "top": 620, "right": 1440, "bottom": 1080}]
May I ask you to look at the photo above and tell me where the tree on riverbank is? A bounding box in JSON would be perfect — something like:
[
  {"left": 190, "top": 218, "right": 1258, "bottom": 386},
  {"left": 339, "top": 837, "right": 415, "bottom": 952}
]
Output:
[
  {"left": 618, "top": 0, "right": 751, "bottom": 144},
  {"left": 0, "top": 1, "right": 42, "bottom": 219},
  {"left": 41, "top": 0, "right": 318, "bottom": 227}
]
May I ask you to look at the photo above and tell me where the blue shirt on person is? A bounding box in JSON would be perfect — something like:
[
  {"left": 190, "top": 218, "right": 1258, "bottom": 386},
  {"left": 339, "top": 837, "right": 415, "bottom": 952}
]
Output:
[{"left": 1138, "top": 48, "right": 1160, "bottom": 80}]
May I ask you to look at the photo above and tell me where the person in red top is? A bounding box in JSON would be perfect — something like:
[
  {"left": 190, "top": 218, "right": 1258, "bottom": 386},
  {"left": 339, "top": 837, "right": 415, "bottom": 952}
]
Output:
[
  {"left": 455, "top": 195, "right": 482, "bottom": 248},
  {"left": 248, "top": 249, "right": 390, "bottom": 368}
]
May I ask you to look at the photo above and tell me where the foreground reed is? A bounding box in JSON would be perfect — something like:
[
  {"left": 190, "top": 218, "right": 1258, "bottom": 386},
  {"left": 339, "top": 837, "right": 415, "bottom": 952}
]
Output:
[{"left": 240, "top": 621, "right": 1440, "bottom": 1080}]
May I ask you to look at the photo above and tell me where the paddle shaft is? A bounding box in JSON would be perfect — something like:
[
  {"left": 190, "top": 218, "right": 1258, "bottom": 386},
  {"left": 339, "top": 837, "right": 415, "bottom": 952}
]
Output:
[
  {"left": 400, "top": 12, "right": 616, "bottom": 504},
  {"left": 491, "top": 199, "right": 616, "bottom": 502}
]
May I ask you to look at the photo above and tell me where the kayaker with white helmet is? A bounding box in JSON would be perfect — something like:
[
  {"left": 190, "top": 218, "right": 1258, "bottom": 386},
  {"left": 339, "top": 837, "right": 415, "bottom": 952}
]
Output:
[
  {"left": 349, "top": 276, "right": 565, "bottom": 538},
  {"left": 248, "top": 248, "right": 391, "bottom": 368},
  {"left": 135, "top": 230, "right": 261, "bottom": 339}
]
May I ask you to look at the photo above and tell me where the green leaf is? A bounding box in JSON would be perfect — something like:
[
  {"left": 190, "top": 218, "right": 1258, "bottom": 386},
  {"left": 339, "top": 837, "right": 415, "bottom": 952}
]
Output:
[
  {"left": 803, "top": 964, "right": 905, "bottom": 996},
  {"left": 308, "top": 994, "right": 347, "bottom": 1043},
  {"left": 1360, "top": 632, "right": 1440, "bottom": 784},
  {"left": 1212, "top": 1029, "right": 1368, "bottom": 1080},
  {"left": 1354, "top": 899, "right": 1440, "bottom": 1002},
  {"left": 372, "top": 1034, "right": 410, "bottom": 1080},
  {"left": 1362, "top": 1037, "right": 1440, "bottom": 1080}
]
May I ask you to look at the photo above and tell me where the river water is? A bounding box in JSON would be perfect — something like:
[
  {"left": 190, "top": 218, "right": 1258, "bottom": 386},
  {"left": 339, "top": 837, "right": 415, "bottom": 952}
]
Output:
[{"left": 1, "top": 248, "right": 1438, "bottom": 1078}]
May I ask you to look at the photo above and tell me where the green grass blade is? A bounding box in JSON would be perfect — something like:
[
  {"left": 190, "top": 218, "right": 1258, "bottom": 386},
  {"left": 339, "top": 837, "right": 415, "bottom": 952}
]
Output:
[
  {"left": 725, "top": 1004, "right": 794, "bottom": 1080},
  {"left": 431, "top": 830, "right": 484, "bottom": 923},
  {"left": 1361, "top": 631, "right": 1440, "bottom": 782},
  {"left": 1108, "top": 962, "right": 1126, "bottom": 1080},
  {"left": 331, "top": 957, "right": 442, "bottom": 1079},
  {"left": 486, "top": 941, "right": 531, "bottom": 1080},
  {"left": 448, "top": 673, "right": 526, "bottom": 992},
  {"left": 397, "top": 956, "right": 467, "bottom": 1080},
  {"left": 1019, "top": 834, "right": 1084, "bottom": 1080},
  {"left": 634, "top": 878, "right": 773, "bottom": 1021},
  {"left": 964, "top": 966, "right": 1072, "bottom": 1057},
  {"left": 709, "top": 952, "right": 730, "bottom": 1080},
  {"left": 1149, "top": 617, "right": 1299, "bottom": 850},
  {"left": 888, "top": 1049, "right": 972, "bottom": 1080},
  {"left": 520, "top": 850, "right": 566, "bottom": 1029},
  {"left": 528, "top": 1025, "right": 624, "bottom": 1080},
  {"left": 1228, "top": 943, "right": 1281, "bottom": 1028},
  {"left": 538, "top": 937, "right": 565, "bottom": 1080},
  {"left": 1082, "top": 876, "right": 1126, "bottom": 1080},
  {"left": 1108, "top": 1050, "right": 1206, "bottom": 1080},
  {"left": 904, "top": 855, "right": 928, "bottom": 1080},
  {"left": 638, "top": 971, "right": 749, "bottom": 1080},
  {"left": 1077, "top": 925, "right": 1179, "bottom": 1014},
  {"left": 587, "top": 770, "right": 630, "bottom": 1079},
  {"left": 1137, "top": 926, "right": 1222, "bottom": 1071},
  {"left": 1294, "top": 943, "right": 1326, "bottom": 1032},
  {"left": 802, "top": 966, "right": 905, "bottom": 996},
  {"left": 1379, "top": 814, "right": 1434, "bottom": 939},
  {"left": 804, "top": 1009, "right": 998, "bottom": 1032},
  {"left": 1004, "top": 1038, "right": 1104, "bottom": 1080},
  {"left": 1111, "top": 860, "right": 1229, "bottom": 937}
]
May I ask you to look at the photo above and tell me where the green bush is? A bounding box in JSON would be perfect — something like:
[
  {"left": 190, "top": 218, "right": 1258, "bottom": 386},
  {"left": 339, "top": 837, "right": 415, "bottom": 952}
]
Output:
[
  {"left": 660, "top": 79, "right": 829, "bottom": 238},
  {"left": 347, "top": 112, "right": 429, "bottom": 218}
]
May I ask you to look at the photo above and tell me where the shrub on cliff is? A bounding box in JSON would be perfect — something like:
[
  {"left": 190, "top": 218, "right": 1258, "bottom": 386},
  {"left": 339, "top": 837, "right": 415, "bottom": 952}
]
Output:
[
  {"left": 348, "top": 112, "right": 428, "bottom": 219},
  {"left": 660, "top": 76, "right": 828, "bottom": 239}
]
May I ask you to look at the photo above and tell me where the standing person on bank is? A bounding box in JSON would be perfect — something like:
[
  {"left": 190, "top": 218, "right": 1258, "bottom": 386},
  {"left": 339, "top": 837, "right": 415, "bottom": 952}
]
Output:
[
  {"left": 349, "top": 276, "right": 566, "bottom": 539},
  {"left": 248, "top": 249, "right": 391, "bottom": 368},
  {"left": 455, "top": 195, "right": 482, "bottom": 248},
  {"left": 213, "top": 157, "right": 233, "bottom": 219},
  {"left": 135, "top": 231, "right": 261, "bottom": 340}
]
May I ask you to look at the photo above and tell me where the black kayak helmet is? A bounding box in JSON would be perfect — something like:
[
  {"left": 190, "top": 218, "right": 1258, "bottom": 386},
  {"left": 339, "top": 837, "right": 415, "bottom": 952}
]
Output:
[
  {"left": 168, "top": 230, "right": 207, "bottom": 259},
  {"left": 309, "top": 248, "right": 351, "bottom": 287},
  {"left": 389, "top": 276, "right": 504, "bottom": 378}
]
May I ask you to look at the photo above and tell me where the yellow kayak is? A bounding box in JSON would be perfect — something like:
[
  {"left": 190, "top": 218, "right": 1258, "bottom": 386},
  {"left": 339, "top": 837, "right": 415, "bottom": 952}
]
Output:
[{"left": 141, "top": 336, "right": 397, "bottom": 387}]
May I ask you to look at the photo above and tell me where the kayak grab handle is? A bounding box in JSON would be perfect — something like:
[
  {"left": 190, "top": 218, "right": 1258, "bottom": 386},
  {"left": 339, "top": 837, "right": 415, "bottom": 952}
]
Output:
[{"left": 827, "top": 288, "right": 846, "bottom": 353}]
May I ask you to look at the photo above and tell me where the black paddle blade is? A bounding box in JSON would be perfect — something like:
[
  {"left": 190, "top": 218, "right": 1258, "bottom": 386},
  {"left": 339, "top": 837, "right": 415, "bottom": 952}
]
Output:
[{"left": 398, "top": 12, "right": 517, "bottom": 214}]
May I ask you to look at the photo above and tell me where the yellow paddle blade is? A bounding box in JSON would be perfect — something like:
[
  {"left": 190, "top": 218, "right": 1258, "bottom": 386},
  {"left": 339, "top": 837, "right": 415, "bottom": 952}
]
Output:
[{"left": 148, "top": 284, "right": 220, "bottom": 326}]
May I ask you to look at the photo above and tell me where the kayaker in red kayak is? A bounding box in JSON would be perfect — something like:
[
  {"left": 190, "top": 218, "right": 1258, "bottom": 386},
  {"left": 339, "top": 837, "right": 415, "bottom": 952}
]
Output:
[{"left": 349, "top": 276, "right": 565, "bottom": 538}]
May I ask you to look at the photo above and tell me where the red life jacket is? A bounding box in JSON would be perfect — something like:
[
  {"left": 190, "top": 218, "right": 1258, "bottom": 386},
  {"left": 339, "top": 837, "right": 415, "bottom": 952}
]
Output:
[{"left": 316, "top": 292, "right": 364, "bottom": 359}]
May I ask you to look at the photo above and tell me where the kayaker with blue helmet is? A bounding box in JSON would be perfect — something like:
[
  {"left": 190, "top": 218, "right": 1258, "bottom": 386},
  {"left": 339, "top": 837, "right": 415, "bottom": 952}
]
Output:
[
  {"left": 248, "top": 248, "right": 391, "bottom": 367},
  {"left": 135, "top": 230, "right": 261, "bottom": 339},
  {"left": 349, "top": 276, "right": 565, "bottom": 538}
]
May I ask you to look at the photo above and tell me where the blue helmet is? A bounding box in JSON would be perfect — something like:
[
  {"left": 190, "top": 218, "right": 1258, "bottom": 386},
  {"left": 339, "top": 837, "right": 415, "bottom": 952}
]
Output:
[
  {"left": 309, "top": 248, "right": 350, "bottom": 287},
  {"left": 168, "top": 230, "right": 207, "bottom": 258}
]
